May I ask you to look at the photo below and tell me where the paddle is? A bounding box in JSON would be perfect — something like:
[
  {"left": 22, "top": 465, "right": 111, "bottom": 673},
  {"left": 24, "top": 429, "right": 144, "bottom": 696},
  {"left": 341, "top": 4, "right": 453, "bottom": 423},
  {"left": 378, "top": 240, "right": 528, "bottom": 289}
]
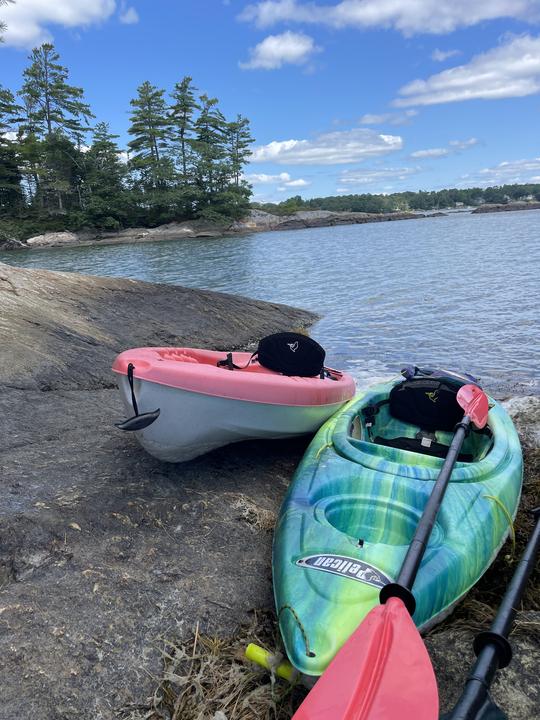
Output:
[
  {"left": 442, "top": 507, "right": 540, "bottom": 720},
  {"left": 292, "top": 383, "right": 489, "bottom": 720}
]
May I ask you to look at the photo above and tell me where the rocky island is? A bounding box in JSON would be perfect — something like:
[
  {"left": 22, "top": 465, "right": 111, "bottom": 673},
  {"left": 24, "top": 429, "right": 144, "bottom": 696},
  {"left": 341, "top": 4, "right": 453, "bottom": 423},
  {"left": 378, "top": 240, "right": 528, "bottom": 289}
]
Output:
[{"left": 0, "top": 261, "right": 538, "bottom": 719}]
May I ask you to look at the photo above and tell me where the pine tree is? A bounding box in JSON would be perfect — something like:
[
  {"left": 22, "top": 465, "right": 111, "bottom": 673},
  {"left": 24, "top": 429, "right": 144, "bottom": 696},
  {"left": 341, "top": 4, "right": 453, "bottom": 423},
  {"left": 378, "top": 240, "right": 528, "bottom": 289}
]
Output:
[
  {"left": 40, "top": 132, "right": 85, "bottom": 213},
  {"left": 84, "top": 122, "right": 131, "bottom": 229},
  {"left": 193, "top": 94, "right": 229, "bottom": 202},
  {"left": 128, "top": 81, "right": 175, "bottom": 223},
  {"left": 128, "top": 81, "right": 172, "bottom": 174},
  {"left": 226, "top": 114, "right": 254, "bottom": 186},
  {"left": 0, "top": 84, "right": 23, "bottom": 212},
  {"left": 20, "top": 43, "right": 94, "bottom": 139},
  {"left": 170, "top": 76, "right": 199, "bottom": 178}
]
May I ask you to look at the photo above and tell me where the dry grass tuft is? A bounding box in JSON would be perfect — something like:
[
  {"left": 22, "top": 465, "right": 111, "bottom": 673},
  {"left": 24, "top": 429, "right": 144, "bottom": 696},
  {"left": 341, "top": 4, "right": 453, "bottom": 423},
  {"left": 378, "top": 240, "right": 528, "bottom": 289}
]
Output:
[
  {"left": 119, "top": 611, "right": 306, "bottom": 720},
  {"left": 231, "top": 494, "right": 277, "bottom": 533}
]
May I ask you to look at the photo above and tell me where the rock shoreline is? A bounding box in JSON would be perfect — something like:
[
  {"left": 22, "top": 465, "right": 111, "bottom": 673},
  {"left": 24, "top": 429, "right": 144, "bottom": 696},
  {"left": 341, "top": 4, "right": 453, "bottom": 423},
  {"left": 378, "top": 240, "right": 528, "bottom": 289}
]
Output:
[
  {"left": 0, "top": 208, "right": 425, "bottom": 251},
  {"left": 472, "top": 201, "right": 540, "bottom": 214},
  {"left": 0, "top": 262, "right": 538, "bottom": 719}
]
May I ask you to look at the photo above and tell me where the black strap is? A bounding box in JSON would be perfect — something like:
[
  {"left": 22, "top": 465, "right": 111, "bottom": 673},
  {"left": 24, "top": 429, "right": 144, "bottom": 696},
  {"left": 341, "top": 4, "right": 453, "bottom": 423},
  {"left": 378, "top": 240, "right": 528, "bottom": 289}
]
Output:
[
  {"left": 217, "top": 353, "right": 339, "bottom": 380},
  {"left": 217, "top": 352, "right": 257, "bottom": 371}
]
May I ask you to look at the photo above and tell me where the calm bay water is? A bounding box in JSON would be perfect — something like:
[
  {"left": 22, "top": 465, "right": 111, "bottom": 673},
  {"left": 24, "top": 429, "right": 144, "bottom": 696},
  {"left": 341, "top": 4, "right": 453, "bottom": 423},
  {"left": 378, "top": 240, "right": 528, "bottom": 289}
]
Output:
[{"left": 2, "top": 211, "right": 539, "bottom": 396}]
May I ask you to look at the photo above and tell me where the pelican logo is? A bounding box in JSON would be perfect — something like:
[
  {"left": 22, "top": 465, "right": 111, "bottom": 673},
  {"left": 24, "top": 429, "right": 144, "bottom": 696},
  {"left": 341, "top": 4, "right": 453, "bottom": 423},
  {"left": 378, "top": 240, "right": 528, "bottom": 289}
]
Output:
[
  {"left": 287, "top": 341, "right": 299, "bottom": 353},
  {"left": 426, "top": 390, "right": 439, "bottom": 403},
  {"left": 296, "top": 554, "right": 392, "bottom": 589}
]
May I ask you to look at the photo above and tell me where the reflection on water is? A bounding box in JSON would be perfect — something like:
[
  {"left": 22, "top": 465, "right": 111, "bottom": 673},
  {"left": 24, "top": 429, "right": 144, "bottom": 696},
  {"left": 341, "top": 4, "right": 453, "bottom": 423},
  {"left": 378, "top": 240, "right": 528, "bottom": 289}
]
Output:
[{"left": 2, "top": 211, "right": 539, "bottom": 396}]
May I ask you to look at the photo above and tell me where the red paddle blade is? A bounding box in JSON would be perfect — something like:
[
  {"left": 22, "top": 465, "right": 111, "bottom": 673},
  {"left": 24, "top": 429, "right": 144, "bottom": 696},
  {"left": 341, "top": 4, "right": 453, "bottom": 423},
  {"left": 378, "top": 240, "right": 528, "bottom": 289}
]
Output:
[
  {"left": 293, "top": 597, "right": 438, "bottom": 720},
  {"left": 456, "top": 384, "right": 489, "bottom": 429}
]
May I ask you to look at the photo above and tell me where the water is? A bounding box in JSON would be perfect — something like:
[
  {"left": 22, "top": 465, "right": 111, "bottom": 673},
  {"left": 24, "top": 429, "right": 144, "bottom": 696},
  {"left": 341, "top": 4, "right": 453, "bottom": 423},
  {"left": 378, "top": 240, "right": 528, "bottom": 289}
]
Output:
[{"left": 2, "top": 211, "right": 539, "bottom": 396}]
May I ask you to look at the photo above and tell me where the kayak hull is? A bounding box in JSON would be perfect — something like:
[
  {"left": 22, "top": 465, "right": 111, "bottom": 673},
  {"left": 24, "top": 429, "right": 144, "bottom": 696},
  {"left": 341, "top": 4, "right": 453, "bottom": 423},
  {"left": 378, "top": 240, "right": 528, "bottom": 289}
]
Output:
[
  {"left": 273, "top": 379, "right": 523, "bottom": 676},
  {"left": 113, "top": 347, "right": 356, "bottom": 462}
]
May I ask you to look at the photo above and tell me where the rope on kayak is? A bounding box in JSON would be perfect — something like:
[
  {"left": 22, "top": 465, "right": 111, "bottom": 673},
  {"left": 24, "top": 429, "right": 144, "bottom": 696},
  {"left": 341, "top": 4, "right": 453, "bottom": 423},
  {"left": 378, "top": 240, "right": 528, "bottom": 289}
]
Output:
[
  {"left": 315, "top": 441, "right": 333, "bottom": 460},
  {"left": 278, "top": 605, "right": 316, "bottom": 657},
  {"left": 484, "top": 494, "right": 516, "bottom": 556}
]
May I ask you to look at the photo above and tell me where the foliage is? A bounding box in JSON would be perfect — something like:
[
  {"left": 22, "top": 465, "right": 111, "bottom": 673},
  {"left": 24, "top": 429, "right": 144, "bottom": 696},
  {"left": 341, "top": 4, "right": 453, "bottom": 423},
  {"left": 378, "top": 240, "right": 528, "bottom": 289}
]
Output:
[
  {"left": 0, "top": 0, "right": 14, "bottom": 43},
  {"left": 0, "top": 45, "right": 254, "bottom": 238},
  {"left": 253, "top": 184, "right": 540, "bottom": 215}
]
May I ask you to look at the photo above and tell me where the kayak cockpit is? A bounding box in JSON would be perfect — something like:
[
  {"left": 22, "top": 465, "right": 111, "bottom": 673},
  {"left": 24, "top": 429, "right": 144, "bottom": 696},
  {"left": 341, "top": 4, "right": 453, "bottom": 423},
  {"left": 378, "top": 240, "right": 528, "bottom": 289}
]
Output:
[
  {"left": 349, "top": 384, "right": 493, "bottom": 463},
  {"left": 351, "top": 400, "right": 492, "bottom": 462}
]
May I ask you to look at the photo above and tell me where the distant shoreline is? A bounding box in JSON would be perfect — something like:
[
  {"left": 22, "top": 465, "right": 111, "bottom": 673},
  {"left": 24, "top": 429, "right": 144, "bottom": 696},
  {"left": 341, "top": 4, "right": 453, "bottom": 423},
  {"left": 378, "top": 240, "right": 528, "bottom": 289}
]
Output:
[
  {"left": 0, "top": 209, "right": 428, "bottom": 251},
  {"left": 471, "top": 201, "right": 540, "bottom": 214},
  {"left": 1, "top": 202, "right": 539, "bottom": 252}
]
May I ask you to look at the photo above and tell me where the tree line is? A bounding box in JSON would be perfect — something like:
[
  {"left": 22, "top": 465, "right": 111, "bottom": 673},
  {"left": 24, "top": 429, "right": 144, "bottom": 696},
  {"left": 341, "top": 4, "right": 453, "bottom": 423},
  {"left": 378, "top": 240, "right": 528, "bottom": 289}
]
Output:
[
  {"left": 253, "top": 183, "right": 540, "bottom": 216},
  {"left": 0, "top": 42, "right": 254, "bottom": 240}
]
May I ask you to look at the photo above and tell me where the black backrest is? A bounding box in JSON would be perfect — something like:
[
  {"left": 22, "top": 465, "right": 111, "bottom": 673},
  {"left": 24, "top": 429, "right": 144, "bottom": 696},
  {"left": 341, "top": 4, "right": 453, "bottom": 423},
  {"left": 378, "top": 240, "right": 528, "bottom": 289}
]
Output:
[
  {"left": 389, "top": 378, "right": 465, "bottom": 431},
  {"left": 257, "top": 332, "right": 325, "bottom": 377}
]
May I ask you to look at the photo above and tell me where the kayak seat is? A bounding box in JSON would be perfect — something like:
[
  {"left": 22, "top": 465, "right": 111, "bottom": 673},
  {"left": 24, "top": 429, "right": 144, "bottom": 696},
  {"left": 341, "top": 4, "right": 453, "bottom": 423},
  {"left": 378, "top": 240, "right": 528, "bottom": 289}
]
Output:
[
  {"left": 373, "top": 435, "right": 473, "bottom": 463},
  {"left": 388, "top": 378, "right": 465, "bottom": 432},
  {"left": 359, "top": 381, "right": 494, "bottom": 462}
]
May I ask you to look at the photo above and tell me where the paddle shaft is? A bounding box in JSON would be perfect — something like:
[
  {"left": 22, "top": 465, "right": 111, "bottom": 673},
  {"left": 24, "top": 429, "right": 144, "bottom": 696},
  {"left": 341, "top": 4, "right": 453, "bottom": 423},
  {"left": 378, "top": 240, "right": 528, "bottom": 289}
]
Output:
[
  {"left": 443, "top": 509, "right": 540, "bottom": 720},
  {"left": 397, "top": 416, "right": 471, "bottom": 591}
]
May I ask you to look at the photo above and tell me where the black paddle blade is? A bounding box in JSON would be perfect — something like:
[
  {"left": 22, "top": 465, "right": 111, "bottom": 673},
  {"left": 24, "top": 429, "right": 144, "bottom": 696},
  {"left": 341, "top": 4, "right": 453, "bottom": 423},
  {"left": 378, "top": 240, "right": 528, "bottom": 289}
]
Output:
[
  {"left": 115, "top": 409, "right": 160, "bottom": 431},
  {"left": 441, "top": 695, "right": 508, "bottom": 720}
]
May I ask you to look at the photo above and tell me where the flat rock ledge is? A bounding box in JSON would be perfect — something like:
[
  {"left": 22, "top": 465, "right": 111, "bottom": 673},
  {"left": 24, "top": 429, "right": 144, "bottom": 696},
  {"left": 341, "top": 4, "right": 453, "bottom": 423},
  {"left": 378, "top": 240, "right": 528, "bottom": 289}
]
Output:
[
  {"left": 1, "top": 208, "right": 425, "bottom": 251},
  {"left": 0, "top": 262, "right": 538, "bottom": 720}
]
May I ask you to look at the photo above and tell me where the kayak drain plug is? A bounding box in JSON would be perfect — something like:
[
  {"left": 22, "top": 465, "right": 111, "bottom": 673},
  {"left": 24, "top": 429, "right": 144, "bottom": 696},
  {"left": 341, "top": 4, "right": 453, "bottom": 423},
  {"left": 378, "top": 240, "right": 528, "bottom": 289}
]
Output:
[{"left": 358, "top": 538, "right": 364, "bottom": 548}]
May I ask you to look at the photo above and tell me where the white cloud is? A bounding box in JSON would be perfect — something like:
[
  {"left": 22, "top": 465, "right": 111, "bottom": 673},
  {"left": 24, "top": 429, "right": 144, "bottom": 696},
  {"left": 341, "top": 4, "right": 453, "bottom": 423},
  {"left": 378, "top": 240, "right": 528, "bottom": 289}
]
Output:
[
  {"left": 244, "top": 172, "right": 293, "bottom": 183},
  {"left": 2, "top": 0, "right": 116, "bottom": 48},
  {"left": 339, "top": 166, "right": 421, "bottom": 185},
  {"left": 359, "top": 109, "right": 418, "bottom": 126},
  {"left": 410, "top": 137, "right": 478, "bottom": 159},
  {"left": 244, "top": 171, "right": 310, "bottom": 187},
  {"left": 394, "top": 34, "right": 540, "bottom": 107},
  {"left": 285, "top": 177, "right": 310, "bottom": 186},
  {"left": 239, "top": 31, "right": 320, "bottom": 70},
  {"left": 119, "top": 4, "right": 139, "bottom": 25},
  {"left": 411, "top": 148, "right": 449, "bottom": 158},
  {"left": 432, "top": 48, "right": 460, "bottom": 62},
  {"left": 449, "top": 137, "right": 479, "bottom": 150},
  {"left": 460, "top": 156, "right": 540, "bottom": 186},
  {"left": 239, "top": 1, "right": 538, "bottom": 36},
  {"left": 250, "top": 128, "right": 402, "bottom": 165}
]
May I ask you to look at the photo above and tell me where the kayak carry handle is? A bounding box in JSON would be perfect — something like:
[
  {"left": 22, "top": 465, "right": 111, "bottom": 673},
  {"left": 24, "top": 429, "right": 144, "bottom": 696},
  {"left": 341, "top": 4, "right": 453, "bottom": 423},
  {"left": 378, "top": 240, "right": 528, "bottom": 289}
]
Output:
[{"left": 115, "top": 362, "right": 160, "bottom": 431}]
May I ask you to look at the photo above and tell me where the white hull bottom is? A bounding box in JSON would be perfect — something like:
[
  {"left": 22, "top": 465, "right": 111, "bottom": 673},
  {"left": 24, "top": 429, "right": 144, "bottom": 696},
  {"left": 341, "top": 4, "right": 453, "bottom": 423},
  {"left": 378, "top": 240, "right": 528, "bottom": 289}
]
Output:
[{"left": 118, "top": 377, "right": 346, "bottom": 462}]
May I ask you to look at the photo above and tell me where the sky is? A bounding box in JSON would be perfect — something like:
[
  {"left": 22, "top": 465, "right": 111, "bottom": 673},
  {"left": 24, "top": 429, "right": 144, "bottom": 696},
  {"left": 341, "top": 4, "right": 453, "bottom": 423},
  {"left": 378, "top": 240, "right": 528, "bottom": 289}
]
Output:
[{"left": 1, "top": 0, "right": 540, "bottom": 202}]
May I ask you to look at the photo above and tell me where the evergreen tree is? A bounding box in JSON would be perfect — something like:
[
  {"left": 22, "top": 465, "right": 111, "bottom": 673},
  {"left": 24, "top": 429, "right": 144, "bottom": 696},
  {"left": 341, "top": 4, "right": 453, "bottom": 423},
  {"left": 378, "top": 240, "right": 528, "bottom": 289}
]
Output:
[
  {"left": 128, "top": 81, "right": 172, "bottom": 176},
  {"left": 40, "top": 131, "right": 85, "bottom": 213},
  {"left": 128, "top": 81, "right": 175, "bottom": 223},
  {"left": 0, "top": 84, "right": 21, "bottom": 134},
  {"left": 170, "top": 76, "right": 199, "bottom": 178},
  {"left": 193, "top": 94, "right": 228, "bottom": 201},
  {"left": 84, "top": 122, "right": 131, "bottom": 229},
  {"left": 20, "top": 43, "right": 94, "bottom": 139},
  {"left": 227, "top": 114, "right": 253, "bottom": 186},
  {"left": 0, "top": 85, "right": 23, "bottom": 212}
]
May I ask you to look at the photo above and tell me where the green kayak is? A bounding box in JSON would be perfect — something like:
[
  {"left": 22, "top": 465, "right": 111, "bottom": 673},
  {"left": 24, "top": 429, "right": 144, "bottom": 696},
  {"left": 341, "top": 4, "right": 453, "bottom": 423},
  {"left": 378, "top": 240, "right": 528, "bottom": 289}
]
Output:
[{"left": 273, "top": 369, "right": 523, "bottom": 676}]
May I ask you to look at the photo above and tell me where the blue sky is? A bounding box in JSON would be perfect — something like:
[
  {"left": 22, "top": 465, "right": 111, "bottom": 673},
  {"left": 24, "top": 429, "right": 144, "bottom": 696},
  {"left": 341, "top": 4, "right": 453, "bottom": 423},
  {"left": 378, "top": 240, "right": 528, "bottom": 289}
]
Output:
[{"left": 2, "top": 0, "right": 540, "bottom": 201}]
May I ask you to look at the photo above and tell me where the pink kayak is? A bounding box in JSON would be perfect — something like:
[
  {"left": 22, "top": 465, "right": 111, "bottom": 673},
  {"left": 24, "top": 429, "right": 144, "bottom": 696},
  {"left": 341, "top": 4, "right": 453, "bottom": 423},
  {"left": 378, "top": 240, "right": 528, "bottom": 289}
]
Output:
[{"left": 112, "top": 347, "right": 356, "bottom": 462}]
